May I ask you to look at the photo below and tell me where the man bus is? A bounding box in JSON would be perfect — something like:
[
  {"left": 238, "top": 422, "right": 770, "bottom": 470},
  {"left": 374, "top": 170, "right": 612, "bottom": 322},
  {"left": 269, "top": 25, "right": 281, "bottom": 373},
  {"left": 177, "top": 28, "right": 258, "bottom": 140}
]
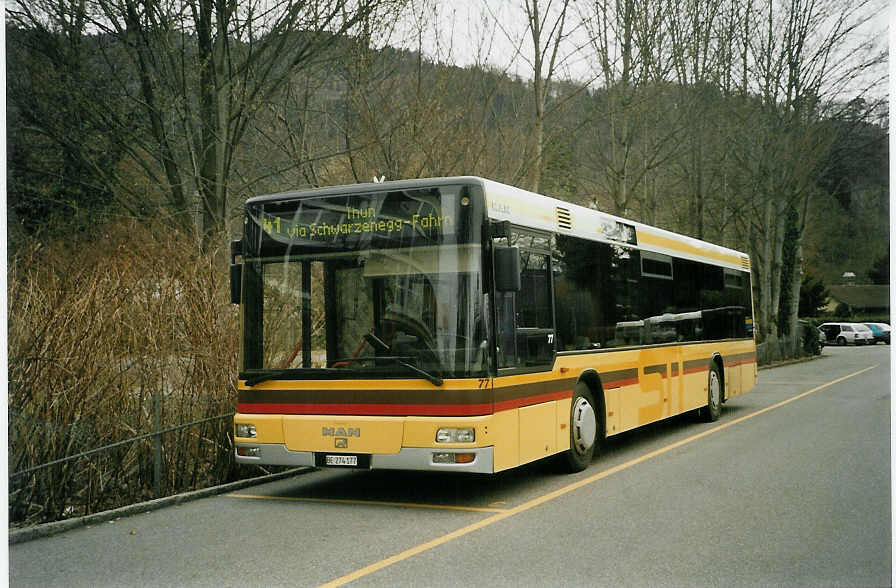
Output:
[{"left": 231, "top": 177, "right": 756, "bottom": 473}]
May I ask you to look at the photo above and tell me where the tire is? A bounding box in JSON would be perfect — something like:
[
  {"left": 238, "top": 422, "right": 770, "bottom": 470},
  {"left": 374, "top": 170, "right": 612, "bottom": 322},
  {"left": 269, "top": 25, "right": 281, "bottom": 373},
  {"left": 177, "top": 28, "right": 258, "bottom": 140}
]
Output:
[
  {"left": 563, "top": 384, "right": 598, "bottom": 472},
  {"left": 701, "top": 362, "right": 723, "bottom": 422},
  {"left": 837, "top": 336, "right": 846, "bottom": 346}
]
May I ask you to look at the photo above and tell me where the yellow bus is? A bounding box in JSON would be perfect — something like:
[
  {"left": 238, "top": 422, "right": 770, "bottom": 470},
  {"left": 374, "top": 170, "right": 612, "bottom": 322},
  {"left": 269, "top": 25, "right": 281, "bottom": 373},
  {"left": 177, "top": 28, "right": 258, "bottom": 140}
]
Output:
[{"left": 231, "top": 177, "right": 756, "bottom": 473}]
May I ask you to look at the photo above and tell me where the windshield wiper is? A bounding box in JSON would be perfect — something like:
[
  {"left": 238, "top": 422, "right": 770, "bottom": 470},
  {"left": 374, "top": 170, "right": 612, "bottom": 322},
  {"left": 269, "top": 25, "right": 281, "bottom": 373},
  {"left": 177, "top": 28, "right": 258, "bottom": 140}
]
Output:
[
  {"left": 362, "top": 333, "right": 443, "bottom": 386},
  {"left": 389, "top": 358, "right": 443, "bottom": 387},
  {"left": 244, "top": 370, "right": 290, "bottom": 387},
  {"left": 329, "top": 355, "right": 443, "bottom": 386}
]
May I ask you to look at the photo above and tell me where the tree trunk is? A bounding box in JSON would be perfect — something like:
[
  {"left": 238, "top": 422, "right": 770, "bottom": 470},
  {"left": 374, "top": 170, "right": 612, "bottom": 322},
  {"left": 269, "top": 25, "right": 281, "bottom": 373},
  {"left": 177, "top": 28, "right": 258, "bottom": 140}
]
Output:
[
  {"left": 768, "top": 197, "right": 786, "bottom": 340},
  {"left": 785, "top": 192, "right": 811, "bottom": 355},
  {"left": 529, "top": 0, "right": 544, "bottom": 193},
  {"left": 757, "top": 194, "right": 774, "bottom": 340}
]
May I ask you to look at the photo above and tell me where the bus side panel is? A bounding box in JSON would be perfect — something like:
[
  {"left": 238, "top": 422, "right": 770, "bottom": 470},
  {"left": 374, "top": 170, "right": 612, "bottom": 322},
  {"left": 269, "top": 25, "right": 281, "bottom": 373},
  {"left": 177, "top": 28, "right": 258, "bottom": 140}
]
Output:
[
  {"left": 724, "top": 341, "right": 758, "bottom": 400},
  {"left": 616, "top": 382, "right": 642, "bottom": 433},
  {"left": 491, "top": 408, "right": 520, "bottom": 472},
  {"left": 604, "top": 386, "right": 621, "bottom": 435},
  {"left": 670, "top": 354, "right": 684, "bottom": 416},
  {"left": 637, "top": 372, "right": 664, "bottom": 424},
  {"left": 553, "top": 349, "right": 639, "bottom": 436},
  {"left": 638, "top": 347, "right": 670, "bottom": 423},
  {"left": 491, "top": 371, "right": 578, "bottom": 470},
  {"left": 519, "top": 401, "right": 557, "bottom": 465},
  {"left": 726, "top": 357, "right": 742, "bottom": 397},
  {"left": 556, "top": 397, "right": 572, "bottom": 453},
  {"left": 746, "top": 355, "right": 758, "bottom": 392},
  {"left": 681, "top": 346, "right": 712, "bottom": 412}
]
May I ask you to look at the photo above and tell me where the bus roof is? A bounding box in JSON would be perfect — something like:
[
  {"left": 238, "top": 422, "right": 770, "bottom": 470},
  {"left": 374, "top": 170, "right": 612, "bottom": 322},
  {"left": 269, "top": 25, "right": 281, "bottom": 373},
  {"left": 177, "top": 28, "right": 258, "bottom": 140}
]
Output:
[
  {"left": 477, "top": 177, "right": 750, "bottom": 272},
  {"left": 245, "top": 176, "right": 751, "bottom": 272}
]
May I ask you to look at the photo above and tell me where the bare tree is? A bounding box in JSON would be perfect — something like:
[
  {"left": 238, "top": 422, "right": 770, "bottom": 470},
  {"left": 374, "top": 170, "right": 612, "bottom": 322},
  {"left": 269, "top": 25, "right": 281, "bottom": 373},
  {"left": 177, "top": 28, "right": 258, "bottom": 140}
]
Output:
[
  {"left": 577, "top": 0, "right": 684, "bottom": 218},
  {"left": 484, "top": 0, "right": 581, "bottom": 192},
  {"left": 523, "top": 0, "right": 571, "bottom": 192},
  {"left": 725, "top": 0, "right": 885, "bottom": 344},
  {"left": 9, "top": 0, "right": 401, "bottom": 248}
]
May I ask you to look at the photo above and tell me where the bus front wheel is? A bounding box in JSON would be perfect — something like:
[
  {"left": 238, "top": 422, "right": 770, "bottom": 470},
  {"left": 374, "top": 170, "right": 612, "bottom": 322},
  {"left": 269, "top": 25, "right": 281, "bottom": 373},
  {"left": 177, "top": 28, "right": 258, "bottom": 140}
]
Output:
[{"left": 563, "top": 385, "right": 598, "bottom": 472}]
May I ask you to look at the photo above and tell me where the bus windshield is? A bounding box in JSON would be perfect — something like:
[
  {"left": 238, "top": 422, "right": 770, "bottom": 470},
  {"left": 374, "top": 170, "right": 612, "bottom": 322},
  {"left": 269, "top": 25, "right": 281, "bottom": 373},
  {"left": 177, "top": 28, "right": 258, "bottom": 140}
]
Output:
[{"left": 239, "top": 185, "right": 487, "bottom": 381}]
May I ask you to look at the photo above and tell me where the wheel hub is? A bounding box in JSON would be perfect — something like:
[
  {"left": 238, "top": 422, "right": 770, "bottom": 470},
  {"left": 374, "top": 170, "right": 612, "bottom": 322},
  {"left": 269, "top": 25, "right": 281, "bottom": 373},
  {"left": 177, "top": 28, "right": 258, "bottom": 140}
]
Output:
[
  {"left": 709, "top": 371, "right": 720, "bottom": 408},
  {"left": 572, "top": 397, "right": 597, "bottom": 453}
]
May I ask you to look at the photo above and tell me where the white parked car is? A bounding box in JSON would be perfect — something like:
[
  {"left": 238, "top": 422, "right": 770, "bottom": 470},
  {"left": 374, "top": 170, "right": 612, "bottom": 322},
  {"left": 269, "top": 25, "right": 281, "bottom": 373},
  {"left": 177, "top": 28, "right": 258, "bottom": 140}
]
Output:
[
  {"left": 851, "top": 323, "right": 876, "bottom": 345},
  {"left": 818, "top": 322, "right": 871, "bottom": 346}
]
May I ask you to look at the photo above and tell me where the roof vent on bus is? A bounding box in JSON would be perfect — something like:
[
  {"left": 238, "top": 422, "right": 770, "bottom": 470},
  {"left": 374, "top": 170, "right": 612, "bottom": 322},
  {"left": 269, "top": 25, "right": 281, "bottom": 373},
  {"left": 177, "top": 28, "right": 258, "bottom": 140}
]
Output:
[
  {"left": 555, "top": 207, "right": 572, "bottom": 230},
  {"left": 741, "top": 257, "right": 751, "bottom": 271}
]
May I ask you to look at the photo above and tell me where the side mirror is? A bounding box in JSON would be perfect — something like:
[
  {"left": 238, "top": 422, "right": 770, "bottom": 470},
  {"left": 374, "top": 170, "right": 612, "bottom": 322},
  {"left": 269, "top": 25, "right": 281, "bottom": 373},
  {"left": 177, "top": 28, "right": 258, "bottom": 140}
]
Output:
[
  {"left": 230, "top": 264, "right": 242, "bottom": 304},
  {"left": 490, "top": 220, "right": 512, "bottom": 239},
  {"left": 494, "top": 246, "right": 521, "bottom": 292}
]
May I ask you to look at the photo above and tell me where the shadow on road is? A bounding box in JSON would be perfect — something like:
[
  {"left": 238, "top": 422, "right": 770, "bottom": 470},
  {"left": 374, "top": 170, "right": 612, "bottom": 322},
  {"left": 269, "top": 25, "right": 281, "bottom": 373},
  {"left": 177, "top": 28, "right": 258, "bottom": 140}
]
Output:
[{"left": 252, "top": 405, "right": 752, "bottom": 510}]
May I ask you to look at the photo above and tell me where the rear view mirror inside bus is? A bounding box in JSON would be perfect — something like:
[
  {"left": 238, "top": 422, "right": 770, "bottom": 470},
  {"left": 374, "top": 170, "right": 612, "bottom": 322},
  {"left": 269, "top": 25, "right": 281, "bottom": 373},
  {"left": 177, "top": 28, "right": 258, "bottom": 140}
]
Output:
[{"left": 494, "top": 246, "right": 521, "bottom": 292}]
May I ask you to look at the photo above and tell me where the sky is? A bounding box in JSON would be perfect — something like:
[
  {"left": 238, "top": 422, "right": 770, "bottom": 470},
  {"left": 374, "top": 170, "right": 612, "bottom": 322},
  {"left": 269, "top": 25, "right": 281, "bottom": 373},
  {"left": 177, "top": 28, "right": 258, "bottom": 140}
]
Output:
[{"left": 386, "top": 0, "right": 889, "bottom": 104}]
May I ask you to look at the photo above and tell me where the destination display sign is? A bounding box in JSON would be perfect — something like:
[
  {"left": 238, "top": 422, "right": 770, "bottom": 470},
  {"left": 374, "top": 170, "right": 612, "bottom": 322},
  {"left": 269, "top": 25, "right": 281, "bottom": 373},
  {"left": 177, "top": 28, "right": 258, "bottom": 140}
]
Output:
[
  {"left": 247, "top": 187, "right": 476, "bottom": 254},
  {"left": 259, "top": 206, "right": 453, "bottom": 242}
]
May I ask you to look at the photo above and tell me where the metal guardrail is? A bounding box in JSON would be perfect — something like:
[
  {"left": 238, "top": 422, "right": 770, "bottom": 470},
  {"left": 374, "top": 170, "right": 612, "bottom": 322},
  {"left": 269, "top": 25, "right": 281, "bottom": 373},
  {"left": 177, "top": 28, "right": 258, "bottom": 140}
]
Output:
[{"left": 9, "top": 412, "right": 235, "bottom": 497}]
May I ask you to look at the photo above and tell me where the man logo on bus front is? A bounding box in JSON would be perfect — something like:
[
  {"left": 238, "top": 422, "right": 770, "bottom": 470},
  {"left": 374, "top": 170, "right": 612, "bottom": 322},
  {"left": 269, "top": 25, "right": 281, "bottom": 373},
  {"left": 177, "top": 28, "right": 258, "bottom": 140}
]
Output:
[{"left": 322, "top": 427, "right": 360, "bottom": 437}]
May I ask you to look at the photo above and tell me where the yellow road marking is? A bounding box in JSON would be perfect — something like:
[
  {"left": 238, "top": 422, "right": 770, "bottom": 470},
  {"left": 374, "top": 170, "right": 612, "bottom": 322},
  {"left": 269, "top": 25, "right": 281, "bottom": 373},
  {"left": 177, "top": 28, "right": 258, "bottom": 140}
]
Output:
[
  {"left": 225, "top": 493, "right": 507, "bottom": 513},
  {"left": 319, "top": 363, "right": 879, "bottom": 587}
]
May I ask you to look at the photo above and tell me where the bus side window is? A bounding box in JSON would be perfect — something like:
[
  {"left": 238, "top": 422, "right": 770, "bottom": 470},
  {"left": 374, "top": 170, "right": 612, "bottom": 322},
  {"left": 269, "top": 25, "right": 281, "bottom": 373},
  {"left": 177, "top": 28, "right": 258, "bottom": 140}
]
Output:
[
  {"left": 516, "top": 251, "right": 554, "bottom": 366},
  {"left": 496, "top": 236, "right": 554, "bottom": 369}
]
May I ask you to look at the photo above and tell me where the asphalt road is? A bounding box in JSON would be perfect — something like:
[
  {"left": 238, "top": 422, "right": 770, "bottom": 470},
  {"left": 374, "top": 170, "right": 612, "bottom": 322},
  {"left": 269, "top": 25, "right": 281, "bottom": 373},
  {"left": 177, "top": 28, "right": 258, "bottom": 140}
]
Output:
[{"left": 10, "top": 345, "right": 892, "bottom": 587}]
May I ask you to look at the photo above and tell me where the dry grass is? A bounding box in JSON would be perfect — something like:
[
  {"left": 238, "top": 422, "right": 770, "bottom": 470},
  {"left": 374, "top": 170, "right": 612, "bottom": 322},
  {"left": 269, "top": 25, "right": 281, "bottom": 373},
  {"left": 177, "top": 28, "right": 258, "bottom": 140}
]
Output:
[{"left": 8, "top": 221, "right": 250, "bottom": 526}]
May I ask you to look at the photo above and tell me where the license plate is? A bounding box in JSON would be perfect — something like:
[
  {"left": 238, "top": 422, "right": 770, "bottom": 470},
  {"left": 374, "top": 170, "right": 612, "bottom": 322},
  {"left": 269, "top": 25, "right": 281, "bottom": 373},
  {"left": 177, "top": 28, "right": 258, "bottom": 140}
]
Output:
[{"left": 325, "top": 454, "right": 358, "bottom": 467}]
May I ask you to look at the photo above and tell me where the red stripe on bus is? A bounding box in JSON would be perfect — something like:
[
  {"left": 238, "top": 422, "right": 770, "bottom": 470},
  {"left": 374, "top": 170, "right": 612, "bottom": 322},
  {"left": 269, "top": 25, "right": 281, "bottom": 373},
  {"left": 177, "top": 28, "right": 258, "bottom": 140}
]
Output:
[
  {"left": 493, "top": 389, "right": 573, "bottom": 412},
  {"left": 725, "top": 359, "right": 756, "bottom": 367},
  {"left": 602, "top": 377, "right": 639, "bottom": 389},
  {"left": 239, "top": 389, "right": 577, "bottom": 417},
  {"left": 237, "top": 402, "right": 494, "bottom": 417}
]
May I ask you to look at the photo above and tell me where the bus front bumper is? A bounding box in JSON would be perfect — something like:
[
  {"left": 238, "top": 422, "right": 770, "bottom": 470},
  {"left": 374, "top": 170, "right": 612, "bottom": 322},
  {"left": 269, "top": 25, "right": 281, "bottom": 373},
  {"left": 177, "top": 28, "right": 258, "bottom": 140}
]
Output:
[{"left": 235, "top": 443, "right": 494, "bottom": 474}]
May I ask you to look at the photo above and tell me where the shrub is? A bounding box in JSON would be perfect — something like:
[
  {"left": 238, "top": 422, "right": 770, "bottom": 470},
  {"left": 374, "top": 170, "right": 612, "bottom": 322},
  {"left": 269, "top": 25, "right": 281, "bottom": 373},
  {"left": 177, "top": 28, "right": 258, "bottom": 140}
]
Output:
[{"left": 8, "top": 221, "right": 245, "bottom": 526}]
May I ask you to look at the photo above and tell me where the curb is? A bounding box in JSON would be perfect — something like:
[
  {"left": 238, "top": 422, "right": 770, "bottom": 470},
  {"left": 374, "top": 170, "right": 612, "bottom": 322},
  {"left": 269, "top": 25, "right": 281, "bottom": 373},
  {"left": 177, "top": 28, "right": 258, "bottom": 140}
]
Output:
[
  {"left": 758, "top": 353, "right": 823, "bottom": 371},
  {"left": 9, "top": 467, "right": 314, "bottom": 545}
]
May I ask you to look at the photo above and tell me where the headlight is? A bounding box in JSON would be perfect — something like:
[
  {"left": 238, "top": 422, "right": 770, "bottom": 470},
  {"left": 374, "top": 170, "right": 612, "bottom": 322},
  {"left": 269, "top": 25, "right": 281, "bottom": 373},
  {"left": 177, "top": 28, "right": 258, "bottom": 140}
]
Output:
[
  {"left": 236, "top": 423, "right": 257, "bottom": 438},
  {"left": 436, "top": 428, "right": 475, "bottom": 443}
]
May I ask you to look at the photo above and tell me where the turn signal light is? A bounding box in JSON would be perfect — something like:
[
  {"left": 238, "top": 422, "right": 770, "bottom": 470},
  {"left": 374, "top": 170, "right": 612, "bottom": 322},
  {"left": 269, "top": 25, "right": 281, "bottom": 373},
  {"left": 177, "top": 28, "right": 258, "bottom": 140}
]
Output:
[{"left": 432, "top": 452, "right": 476, "bottom": 464}]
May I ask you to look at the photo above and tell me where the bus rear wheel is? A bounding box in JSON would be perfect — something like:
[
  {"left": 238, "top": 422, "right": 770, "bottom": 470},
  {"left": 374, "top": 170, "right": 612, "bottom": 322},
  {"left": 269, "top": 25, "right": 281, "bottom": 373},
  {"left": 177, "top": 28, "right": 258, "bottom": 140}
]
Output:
[
  {"left": 563, "top": 385, "right": 598, "bottom": 472},
  {"left": 701, "top": 363, "right": 723, "bottom": 422}
]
